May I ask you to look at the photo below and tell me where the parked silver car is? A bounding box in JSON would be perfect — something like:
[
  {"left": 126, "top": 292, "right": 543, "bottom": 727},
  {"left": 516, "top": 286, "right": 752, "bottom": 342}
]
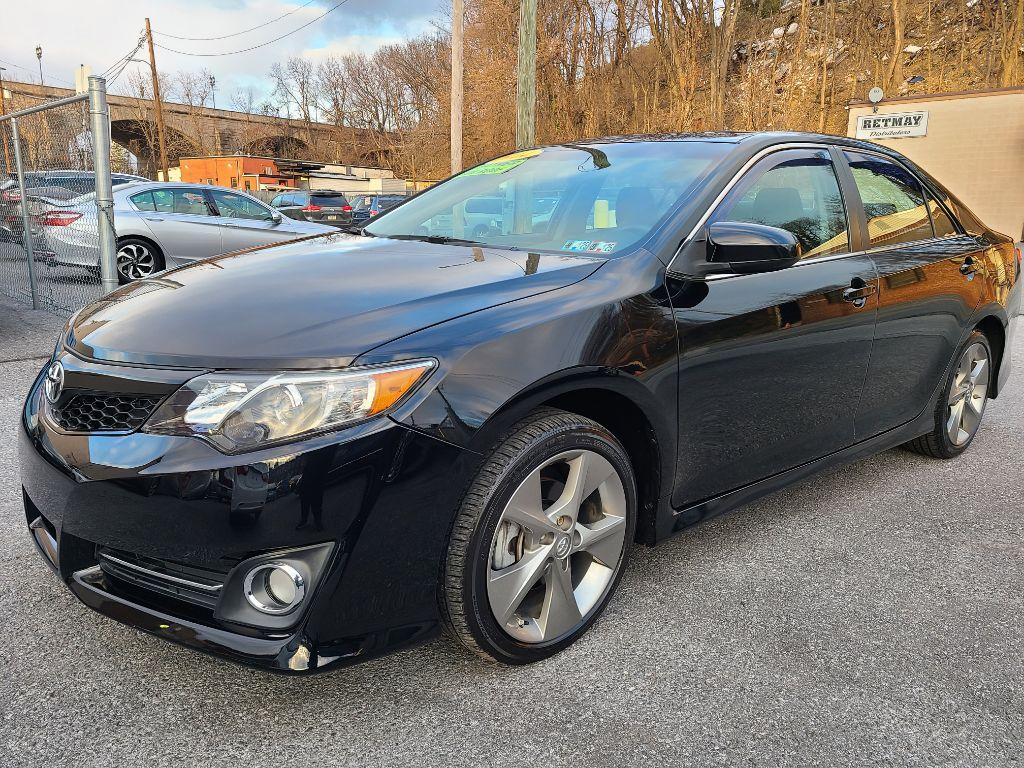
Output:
[{"left": 38, "top": 182, "right": 335, "bottom": 282}]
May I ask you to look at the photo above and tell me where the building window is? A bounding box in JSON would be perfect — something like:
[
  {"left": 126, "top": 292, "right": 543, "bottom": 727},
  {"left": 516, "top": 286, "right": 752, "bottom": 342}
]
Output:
[
  {"left": 244, "top": 180, "right": 252, "bottom": 190},
  {"left": 263, "top": 166, "right": 273, "bottom": 175},
  {"left": 230, "top": 177, "right": 238, "bottom": 188},
  {"left": 205, "top": 178, "right": 214, "bottom": 184}
]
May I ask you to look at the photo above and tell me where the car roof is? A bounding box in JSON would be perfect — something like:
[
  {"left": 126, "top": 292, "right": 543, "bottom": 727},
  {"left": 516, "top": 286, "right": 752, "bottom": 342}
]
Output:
[
  {"left": 545, "top": 130, "right": 912, "bottom": 155},
  {"left": 121, "top": 181, "right": 252, "bottom": 192}
]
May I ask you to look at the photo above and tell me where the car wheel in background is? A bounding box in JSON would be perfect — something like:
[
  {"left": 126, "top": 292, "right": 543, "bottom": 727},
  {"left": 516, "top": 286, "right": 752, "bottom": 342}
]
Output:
[
  {"left": 116, "top": 238, "right": 165, "bottom": 284},
  {"left": 442, "top": 408, "right": 636, "bottom": 664},
  {"left": 905, "top": 330, "right": 993, "bottom": 459}
]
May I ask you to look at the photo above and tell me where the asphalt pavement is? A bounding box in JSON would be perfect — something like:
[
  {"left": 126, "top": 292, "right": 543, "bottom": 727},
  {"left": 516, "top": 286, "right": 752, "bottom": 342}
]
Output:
[
  {"left": 0, "top": 241, "right": 102, "bottom": 317},
  {"left": 1, "top": 294, "right": 1022, "bottom": 768}
]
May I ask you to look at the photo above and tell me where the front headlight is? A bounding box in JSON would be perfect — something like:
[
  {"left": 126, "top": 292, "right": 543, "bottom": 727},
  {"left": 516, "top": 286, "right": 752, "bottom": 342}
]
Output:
[{"left": 144, "top": 359, "right": 435, "bottom": 453}]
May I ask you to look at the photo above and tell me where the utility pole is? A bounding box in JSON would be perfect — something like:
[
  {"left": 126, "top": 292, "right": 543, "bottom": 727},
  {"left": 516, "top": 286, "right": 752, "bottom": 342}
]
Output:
[
  {"left": 450, "top": 0, "right": 463, "bottom": 175},
  {"left": 0, "top": 66, "right": 11, "bottom": 174},
  {"left": 145, "top": 18, "right": 170, "bottom": 180},
  {"left": 515, "top": 0, "right": 537, "bottom": 149}
]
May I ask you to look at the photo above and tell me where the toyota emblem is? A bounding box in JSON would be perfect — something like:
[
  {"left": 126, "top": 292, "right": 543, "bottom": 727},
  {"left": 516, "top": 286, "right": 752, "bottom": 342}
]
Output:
[{"left": 44, "top": 361, "right": 64, "bottom": 404}]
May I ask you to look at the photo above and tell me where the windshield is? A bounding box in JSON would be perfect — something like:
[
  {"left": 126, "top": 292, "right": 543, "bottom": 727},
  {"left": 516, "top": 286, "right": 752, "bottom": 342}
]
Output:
[{"left": 365, "top": 142, "right": 730, "bottom": 254}]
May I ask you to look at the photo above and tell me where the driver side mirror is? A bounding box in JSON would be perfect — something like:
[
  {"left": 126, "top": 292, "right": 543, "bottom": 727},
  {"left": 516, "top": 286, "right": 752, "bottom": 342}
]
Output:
[
  {"left": 706, "top": 221, "right": 801, "bottom": 274},
  {"left": 271, "top": 210, "right": 283, "bottom": 224}
]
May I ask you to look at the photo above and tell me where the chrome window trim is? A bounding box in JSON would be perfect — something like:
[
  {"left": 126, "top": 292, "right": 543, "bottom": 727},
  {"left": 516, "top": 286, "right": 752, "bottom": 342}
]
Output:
[
  {"left": 98, "top": 552, "right": 223, "bottom": 594},
  {"left": 699, "top": 234, "right": 973, "bottom": 282}
]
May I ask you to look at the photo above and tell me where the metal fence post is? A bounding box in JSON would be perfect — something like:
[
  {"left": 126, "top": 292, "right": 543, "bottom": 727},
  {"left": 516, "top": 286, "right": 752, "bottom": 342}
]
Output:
[
  {"left": 88, "top": 76, "right": 117, "bottom": 294},
  {"left": 10, "top": 117, "right": 39, "bottom": 309}
]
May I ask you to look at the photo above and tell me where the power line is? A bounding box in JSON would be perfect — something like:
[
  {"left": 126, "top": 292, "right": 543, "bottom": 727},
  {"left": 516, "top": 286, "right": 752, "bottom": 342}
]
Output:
[
  {"left": 154, "top": 0, "right": 351, "bottom": 57},
  {"left": 101, "top": 35, "right": 146, "bottom": 81},
  {"left": 105, "top": 47, "right": 145, "bottom": 88},
  {"left": 154, "top": 0, "right": 320, "bottom": 41},
  {"left": 0, "top": 56, "right": 75, "bottom": 87}
]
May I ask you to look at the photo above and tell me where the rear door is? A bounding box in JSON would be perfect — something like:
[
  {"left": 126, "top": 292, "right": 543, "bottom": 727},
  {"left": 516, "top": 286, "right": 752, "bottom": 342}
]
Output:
[
  {"left": 840, "top": 150, "right": 988, "bottom": 437},
  {"left": 670, "top": 146, "right": 879, "bottom": 508},
  {"left": 130, "top": 187, "right": 223, "bottom": 262},
  {"left": 207, "top": 189, "right": 299, "bottom": 252}
]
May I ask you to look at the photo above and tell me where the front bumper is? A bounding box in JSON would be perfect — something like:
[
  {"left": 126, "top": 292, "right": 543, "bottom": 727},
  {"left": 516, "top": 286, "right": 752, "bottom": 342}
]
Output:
[{"left": 20, "top": 358, "right": 472, "bottom": 673}]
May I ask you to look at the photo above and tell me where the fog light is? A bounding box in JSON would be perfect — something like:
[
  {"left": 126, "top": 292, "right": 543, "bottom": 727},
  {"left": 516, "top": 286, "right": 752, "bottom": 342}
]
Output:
[{"left": 243, "top": 562, "right": 305, "bottom": 614}]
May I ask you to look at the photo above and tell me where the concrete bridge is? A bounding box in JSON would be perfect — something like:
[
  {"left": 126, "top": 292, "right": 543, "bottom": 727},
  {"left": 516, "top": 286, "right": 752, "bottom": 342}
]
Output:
[{"left": 2, "top": 80, "right": 389, "bottom": 178}]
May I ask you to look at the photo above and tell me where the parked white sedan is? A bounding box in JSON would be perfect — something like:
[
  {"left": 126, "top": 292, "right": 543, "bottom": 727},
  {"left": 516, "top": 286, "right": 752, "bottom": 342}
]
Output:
[{"left": 37, "top": 182, "right": 335, "bottom": 282}]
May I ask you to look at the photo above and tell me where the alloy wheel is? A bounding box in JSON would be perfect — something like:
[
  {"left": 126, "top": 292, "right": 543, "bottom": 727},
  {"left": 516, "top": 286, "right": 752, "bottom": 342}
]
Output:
[
  {"left": 117, "top": 243, "right": 157, "bottom": 281},
  {"left": 946, "top": 341, "right": 990, "bottom": 446},
  {"left": 487, "top": 449, "right": 628, "bottom": 644}
]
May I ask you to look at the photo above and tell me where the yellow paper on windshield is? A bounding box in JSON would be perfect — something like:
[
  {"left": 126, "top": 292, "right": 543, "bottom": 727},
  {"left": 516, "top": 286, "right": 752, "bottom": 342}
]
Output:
[{"left": 463, "top": 149, "right": 542, "bottom": 176}]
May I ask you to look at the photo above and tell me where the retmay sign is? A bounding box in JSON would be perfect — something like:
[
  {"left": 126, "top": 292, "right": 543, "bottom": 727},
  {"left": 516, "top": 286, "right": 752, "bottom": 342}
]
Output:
[{"left": 855, "top": 111, "right": 929, "bottom": 139}]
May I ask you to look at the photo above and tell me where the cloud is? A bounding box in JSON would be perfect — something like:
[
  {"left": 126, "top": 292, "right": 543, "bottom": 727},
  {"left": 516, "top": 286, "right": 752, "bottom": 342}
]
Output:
[{"left": 0, "top": 0, "right": 442, "bottom": 101}]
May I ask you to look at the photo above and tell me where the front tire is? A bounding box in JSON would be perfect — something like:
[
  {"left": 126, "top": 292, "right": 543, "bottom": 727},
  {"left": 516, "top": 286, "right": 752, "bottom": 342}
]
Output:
[
  {"left": 905, "top": 330, "right": 992, "bottom": 458},
  {"left": 442, "top": 408, "right": 637, "bottom": 664}
]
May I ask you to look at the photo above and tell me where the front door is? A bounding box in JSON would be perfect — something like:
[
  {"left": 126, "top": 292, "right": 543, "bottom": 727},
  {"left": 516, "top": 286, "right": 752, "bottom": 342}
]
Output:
[
  {"left": 670, "top": 147, "right": 878, "bottom": 508},
  {"left": 207, "top": 189, "right": 295, "bottom": 253},
  {"left": 839, "top": 150, "right": 989, "bottom": 437},
  {"left": 133, "top": 187, "right": 223, "bottom": 263}
]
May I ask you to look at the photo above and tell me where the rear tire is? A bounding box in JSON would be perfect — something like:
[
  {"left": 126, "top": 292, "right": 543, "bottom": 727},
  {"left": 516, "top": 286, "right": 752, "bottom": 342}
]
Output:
[
  {"left": 905, "top": 330, "right": 992, "bottom": 459},
  {"left": 442, "top": 408, "right": 636, "bottom": 664},
  {"left": 116, "top": 237, "right": 165, "bottom": 284}
]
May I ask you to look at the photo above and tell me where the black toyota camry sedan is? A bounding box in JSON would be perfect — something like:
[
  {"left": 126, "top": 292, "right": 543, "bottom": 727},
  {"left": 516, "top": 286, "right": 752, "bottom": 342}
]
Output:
[{"left": 20, "top": 133, "right": 1021, "bottom": 673}]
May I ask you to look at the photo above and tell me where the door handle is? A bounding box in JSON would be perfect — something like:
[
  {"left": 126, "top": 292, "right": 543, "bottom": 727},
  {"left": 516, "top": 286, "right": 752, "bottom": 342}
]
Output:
[
  {"left": 143, "top": 216, "right": 164, "bottom": 222},
  {"left": 842, "top": 278, "right": 877, "bottom": 308}
]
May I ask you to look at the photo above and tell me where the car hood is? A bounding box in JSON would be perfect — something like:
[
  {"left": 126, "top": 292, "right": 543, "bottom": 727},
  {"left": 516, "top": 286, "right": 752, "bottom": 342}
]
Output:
[{"left": 67, "top": 233, "right": 606, "bottom": 369}]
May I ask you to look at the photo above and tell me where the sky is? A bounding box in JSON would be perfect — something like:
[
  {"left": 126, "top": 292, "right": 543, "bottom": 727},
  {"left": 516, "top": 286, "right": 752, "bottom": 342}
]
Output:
[{"left": 0, "top": 0, "right": 444, "bottom": 109}]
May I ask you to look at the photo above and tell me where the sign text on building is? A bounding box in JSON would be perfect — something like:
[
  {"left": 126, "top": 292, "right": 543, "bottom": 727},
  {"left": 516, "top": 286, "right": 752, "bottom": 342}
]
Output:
[{"left": 855, "top": 111, "right": 929, "bottom": 139}]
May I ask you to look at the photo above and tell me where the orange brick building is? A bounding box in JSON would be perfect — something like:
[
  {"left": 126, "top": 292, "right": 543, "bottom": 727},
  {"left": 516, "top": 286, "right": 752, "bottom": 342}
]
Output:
[{"left": 178, "top": 155, "right": 324, "bottom": 192}]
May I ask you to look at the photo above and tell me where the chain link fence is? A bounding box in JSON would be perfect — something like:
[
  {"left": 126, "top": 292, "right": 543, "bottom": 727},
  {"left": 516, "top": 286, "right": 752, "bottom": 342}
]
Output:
[{"left": 0, "top": 79, "right": 117, "bottom": 317}]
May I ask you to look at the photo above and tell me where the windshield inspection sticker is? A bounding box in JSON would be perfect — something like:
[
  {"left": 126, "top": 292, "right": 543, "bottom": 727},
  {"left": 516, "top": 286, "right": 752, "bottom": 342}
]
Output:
[
  {"left": 462, "top": 148, "right": 542, "bottom": 176},
  {"left": 563, "top": 240, "right": 616, "bottom": 253}
]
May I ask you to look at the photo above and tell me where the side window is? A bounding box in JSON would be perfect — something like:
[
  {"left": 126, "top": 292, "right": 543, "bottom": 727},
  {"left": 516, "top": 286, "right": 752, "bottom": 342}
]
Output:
[
  {"left": 162, "top": 189, "right": 212, "bottom": 216},
  {"left": 210, "top": 190, "right": 274, "bottom": 221},
  {"left": 269, "top": 194, "right": 284, "bottom": 208},
  {"left": 142, "top": 189, "right": 211, "bottom": 215},
  {"left": 925, "top": 190, "right": 958, "bottom": 238},
  {"left": 130, "top": 191, "right": 156, "bottom": 211},
  {"left": 151, "top": 189, "right": 174, "bottom": 213},
  {"left": 843, "top": 151, "right": 933, "bottom": 248},
  {"left": 715, "top": 149, "right": 850, "bottom": 259}
]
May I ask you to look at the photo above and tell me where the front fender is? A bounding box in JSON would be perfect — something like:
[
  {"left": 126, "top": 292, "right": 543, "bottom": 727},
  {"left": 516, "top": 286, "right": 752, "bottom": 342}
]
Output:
[{"left": 353, "top": 249, "right": 680, "bottom": 542}]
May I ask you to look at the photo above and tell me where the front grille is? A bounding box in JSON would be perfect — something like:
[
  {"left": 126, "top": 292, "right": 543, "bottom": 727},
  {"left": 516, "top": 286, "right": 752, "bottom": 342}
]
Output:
[{"left": 51, "top": 393, "right": 161, "bottom": 433}]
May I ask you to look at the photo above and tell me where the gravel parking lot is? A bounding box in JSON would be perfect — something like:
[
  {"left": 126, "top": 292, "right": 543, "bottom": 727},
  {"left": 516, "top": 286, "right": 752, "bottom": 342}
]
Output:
[{"left": 1, "top": 295, "right": 1021, "bottom": 768}]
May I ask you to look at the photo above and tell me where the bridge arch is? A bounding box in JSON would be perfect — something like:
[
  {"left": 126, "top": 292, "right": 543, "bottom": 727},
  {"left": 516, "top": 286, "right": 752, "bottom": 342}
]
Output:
[
  {"left": 241, "top": 134, "right": 309, "bottom": 158},
  {"left": 110, "top": 119, "right": 203, "bottom": 179}
]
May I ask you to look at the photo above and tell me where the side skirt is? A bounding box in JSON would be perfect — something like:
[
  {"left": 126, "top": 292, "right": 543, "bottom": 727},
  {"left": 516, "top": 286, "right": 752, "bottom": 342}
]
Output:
[{"left": 664, "top": 407, "right": 935, "bottom": 539}]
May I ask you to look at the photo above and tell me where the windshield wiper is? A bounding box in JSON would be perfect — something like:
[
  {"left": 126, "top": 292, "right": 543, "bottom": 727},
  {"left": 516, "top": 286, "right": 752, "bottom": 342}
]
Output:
[
  {"left": 384, "top": 234, "right": 485, "bottom": 247},
  {"left": 338, "top": 224, "right": 374, "bottom": 236}
]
